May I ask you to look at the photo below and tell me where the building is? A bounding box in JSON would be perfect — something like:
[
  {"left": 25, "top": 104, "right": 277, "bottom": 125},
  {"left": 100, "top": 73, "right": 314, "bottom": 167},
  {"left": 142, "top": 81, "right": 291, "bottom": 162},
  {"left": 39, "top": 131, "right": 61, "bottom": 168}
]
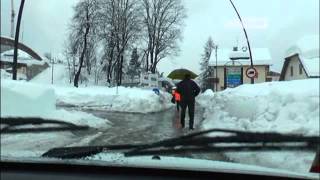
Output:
[
  {"left": 0, "top": 36, "right": 48, "bottom": 80},
  {"left": 266, "top": 71, "right": 281, "bottom": 82},
  {"left": 0, "top": 49, "right": 49, "bottom": 80},
  {"left": 206, "top": 47, "right": 272, "bottom": 91},
  {"left": 279, "top": 35, "right": 319, "bottom": 81}
]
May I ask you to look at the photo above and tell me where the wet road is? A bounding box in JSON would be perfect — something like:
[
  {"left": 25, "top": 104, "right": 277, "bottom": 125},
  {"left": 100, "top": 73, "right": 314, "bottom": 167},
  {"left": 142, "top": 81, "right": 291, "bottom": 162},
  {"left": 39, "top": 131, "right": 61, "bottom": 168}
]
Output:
[
  {"left": 85, "top": 105, "right": 204, "bottom": 146},
  {"left": 69, "top": 104, "right": 229, "bottom": 161}
]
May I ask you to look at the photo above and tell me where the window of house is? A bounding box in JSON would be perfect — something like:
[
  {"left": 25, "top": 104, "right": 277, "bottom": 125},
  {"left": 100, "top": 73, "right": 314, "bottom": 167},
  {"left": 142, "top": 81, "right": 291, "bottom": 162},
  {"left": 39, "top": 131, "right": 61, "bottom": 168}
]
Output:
[
  {"left": 299, "top": 64, "right": 303, "bottom": 75},
  {"left": 290, "top": 66, "right": 293, "bottom": 76}
]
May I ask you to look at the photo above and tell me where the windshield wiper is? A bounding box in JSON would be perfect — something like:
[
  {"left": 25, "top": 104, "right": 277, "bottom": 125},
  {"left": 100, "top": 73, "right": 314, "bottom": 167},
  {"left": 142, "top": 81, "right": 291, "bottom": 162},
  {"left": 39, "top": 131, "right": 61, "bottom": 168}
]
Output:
[
  {"left": 42, "top": 144, "right": 141, "bottom": 159},
  {"left": 1, "top": 117, "right": 89, "bottom": 134},
  {"left": 42, "top": 129, "right": 319, "bottom": 159},
  {"left": 124, "top": 129, "right": 319, "bottom": 156}
]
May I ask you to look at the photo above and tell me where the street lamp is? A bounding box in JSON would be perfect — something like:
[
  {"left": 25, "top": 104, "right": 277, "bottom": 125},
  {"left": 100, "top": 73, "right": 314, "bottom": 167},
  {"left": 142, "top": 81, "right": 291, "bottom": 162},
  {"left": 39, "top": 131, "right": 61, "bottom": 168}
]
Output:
[{"left": 229, "top": 0, "right": 254, "bottom": 84}]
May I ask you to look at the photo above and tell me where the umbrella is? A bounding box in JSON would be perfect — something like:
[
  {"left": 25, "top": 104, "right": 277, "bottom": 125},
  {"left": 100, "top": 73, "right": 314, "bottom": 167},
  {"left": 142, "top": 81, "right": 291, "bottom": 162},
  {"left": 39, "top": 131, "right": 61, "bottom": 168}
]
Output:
[{"left": 167, "top": 68, "right": 198, "bottom": 80}]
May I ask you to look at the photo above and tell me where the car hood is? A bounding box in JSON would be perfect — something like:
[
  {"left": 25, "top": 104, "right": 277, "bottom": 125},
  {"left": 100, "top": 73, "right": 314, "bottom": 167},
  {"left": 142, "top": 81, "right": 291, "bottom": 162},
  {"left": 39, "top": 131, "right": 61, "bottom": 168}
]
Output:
[{"left": 1, "top": 153, "right": 318, "bottom": 179}]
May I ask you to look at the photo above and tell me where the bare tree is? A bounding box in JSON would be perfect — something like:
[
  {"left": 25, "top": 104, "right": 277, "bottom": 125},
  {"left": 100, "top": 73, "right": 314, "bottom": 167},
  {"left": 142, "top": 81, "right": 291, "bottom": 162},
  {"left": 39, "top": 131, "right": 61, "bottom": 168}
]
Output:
[
  {"left": 142, "top": 0, "right": 186, "bottom": 73},
  {"left": 98, "top": 0, "right": 141, "bottom": 85},
  {"left": 67, "top": 0, "right": 99, "bottom": 87}
]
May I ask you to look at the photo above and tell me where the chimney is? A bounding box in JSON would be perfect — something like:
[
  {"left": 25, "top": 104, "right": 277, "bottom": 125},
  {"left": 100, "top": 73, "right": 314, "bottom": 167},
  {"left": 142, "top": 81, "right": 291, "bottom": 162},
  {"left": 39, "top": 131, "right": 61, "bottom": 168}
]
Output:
[{"left": 233, "top": 47, "right": 238, "bottom": 51}]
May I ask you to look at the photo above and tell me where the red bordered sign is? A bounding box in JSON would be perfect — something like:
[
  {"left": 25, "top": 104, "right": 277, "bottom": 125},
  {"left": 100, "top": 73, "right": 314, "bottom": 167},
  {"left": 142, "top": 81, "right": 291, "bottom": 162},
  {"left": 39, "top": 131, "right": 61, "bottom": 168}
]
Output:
[{"left": 246, "top": 67, "right": 258, "bottom": 78}]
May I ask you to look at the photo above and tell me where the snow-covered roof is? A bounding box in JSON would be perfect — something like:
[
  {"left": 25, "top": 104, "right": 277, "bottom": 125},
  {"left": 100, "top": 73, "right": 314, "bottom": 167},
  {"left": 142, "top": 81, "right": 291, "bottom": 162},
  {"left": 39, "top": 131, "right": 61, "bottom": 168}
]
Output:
[
  {"left": 285, "top": 35, "right": 320, "bottom": 77},
  {"left": 208, "top": 48, "right": 272, "bottom": 66},
  {"left": 300, "top": 57, "right": 319, "bottom": 77},
  {"left": 0, "top": 35, "right": 15, "bottom": 41},
  {"left": 0, "top": 49, "right": 45, "bottom": 66},
  {"left": 286, "top": 35, "right": 320, "bottom": 59}
]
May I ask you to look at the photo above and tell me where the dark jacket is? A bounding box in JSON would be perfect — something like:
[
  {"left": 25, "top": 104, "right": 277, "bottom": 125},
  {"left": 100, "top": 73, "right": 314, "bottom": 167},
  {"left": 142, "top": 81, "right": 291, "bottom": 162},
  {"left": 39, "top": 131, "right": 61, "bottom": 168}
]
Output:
[{"left": 176, "top": 79, "right": 200, "bottom": 102}]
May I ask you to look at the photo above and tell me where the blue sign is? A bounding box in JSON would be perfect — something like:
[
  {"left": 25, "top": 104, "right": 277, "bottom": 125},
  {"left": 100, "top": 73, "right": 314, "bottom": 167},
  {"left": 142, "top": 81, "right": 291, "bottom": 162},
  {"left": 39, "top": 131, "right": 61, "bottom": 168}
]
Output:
[
  {"left": 226, "top": 67, "right": 242, "bottom": 88},
  {"left": 153, "top": 88, "right": 160, "bottom": 95}
]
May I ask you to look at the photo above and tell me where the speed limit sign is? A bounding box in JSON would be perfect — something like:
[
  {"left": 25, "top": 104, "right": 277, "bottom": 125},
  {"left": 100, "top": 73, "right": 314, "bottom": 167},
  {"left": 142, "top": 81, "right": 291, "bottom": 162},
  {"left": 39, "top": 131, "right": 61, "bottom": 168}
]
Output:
[{"left": 246, "top": 67, "right": 258, "bottom": 78}]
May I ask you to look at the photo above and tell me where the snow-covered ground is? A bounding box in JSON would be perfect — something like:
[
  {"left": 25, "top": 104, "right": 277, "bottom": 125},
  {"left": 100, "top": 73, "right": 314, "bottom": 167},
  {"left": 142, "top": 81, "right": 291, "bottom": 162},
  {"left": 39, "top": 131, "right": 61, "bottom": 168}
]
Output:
[
  {"left": 1, "top": 69, "right": 27, "bottom": 81},
  {"left": 30, "top": 64, "right": 173, "bottom": 113},
  {"left": 197, "top": 79, "right": 320, "bottom": 173},
  {"left": 1, "top": 79, "right": 112, "bottom": 158},
  {"left": 1, "top": 79, "right": 111, "bottom": 129},
  {"left": 54, "top": 85, "right": 172, "bottom": 113}
]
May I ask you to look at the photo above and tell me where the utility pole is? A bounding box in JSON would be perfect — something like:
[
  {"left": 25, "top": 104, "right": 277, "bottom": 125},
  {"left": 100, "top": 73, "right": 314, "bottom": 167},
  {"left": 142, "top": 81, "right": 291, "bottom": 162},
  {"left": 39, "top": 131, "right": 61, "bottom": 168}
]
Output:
[
  {"left": 215, "top": 45, "right": 218, "bottom": 92},
  {"left": 10, "top": 0, "right": 15, "bottom": 38},
  {"left": 51, "top": 56, "right": 54, "bottom": 84},
  {"left": 13, "top": 0, "right": 25, "bottom": 80}
]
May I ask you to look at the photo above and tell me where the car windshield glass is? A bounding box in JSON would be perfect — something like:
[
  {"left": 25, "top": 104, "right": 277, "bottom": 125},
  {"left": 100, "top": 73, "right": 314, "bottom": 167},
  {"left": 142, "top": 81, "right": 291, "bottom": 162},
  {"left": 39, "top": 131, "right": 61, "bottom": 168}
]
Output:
[{"left": 1, "top": 0, "right": 319, "bottom": 177}]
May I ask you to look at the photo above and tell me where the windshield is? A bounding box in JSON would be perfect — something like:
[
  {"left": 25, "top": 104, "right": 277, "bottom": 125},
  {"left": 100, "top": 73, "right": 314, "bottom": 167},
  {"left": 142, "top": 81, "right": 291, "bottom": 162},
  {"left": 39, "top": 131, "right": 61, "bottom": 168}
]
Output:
[{"left": 1, "top": 0, "right": 319, "bottom": 178}]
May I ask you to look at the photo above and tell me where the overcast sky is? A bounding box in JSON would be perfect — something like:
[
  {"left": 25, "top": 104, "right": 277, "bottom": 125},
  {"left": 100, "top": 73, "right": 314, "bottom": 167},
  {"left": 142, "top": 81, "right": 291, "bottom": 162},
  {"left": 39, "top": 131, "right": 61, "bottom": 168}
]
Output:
[{"left": 1, "top": 0, "right": 319, "bottom": 74}]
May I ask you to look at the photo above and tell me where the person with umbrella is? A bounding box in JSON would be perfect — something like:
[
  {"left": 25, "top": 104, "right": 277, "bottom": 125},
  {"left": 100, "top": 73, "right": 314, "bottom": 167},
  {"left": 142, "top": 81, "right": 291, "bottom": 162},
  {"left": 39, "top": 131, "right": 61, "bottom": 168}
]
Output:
[{"left": 168, "top": 69, "right": 200, "bottom": 130}]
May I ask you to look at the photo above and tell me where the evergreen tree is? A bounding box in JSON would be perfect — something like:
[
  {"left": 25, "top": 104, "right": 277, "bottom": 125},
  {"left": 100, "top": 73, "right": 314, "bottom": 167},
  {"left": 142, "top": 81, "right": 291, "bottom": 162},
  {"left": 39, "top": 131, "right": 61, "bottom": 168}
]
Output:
[{"left": 128, "top": 48, "right": 140, "bottom": 81}]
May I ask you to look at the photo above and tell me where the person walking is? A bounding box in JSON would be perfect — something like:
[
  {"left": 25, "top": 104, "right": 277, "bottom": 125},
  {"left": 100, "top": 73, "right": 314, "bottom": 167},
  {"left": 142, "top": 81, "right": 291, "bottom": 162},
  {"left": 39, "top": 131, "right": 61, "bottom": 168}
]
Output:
[
  {"left": 172, "top": 87, "right": 181, "bottom": 111},
  {"left": 176, "top": 74, "right": 200, "bottom": 130}
]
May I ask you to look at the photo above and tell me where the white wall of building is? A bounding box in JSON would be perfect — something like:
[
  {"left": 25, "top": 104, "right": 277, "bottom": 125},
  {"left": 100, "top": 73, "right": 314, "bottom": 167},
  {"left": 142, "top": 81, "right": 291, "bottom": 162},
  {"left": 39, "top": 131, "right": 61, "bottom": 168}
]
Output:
[
  {"left": 208, "top": 65, "right": 269, "bottom": 91},
  {"left": 284, "top": 56, "right": 308, "bottom": 81}
]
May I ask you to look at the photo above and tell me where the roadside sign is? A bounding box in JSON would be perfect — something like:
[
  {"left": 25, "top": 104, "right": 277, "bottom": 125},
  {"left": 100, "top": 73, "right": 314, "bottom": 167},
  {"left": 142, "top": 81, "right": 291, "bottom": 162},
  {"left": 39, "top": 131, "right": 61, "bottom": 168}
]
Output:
[
  {"left": 140, "top": 73, "right": 159, "bottom": 87},
  {"left": 226, "top": 67, "right": 242, "bottom": 88},
  {"left": 246, "top": 67, "right": 257, "bottom": 79}
]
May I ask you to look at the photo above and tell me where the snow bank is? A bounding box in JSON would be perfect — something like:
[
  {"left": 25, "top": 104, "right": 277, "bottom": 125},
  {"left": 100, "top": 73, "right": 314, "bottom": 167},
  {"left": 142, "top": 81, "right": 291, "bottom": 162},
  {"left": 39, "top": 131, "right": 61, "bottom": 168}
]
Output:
[
  {"left": 1, "top": 80, "right": 56, "bottom": 117},
  {"left": 31, "top": 64, "right": 173, "bottom": 113},
  {"left": 198, "top": 79, "right": 320, "bottom": 173},
  {"left": 1, "top": 79, "right": 110, "bottom": 128},
  {"left": 54, "top": 86, "right": 173, "bottom": 113},
  {"left": 1, "top": 69, "right": 27, "bottom": 80}
]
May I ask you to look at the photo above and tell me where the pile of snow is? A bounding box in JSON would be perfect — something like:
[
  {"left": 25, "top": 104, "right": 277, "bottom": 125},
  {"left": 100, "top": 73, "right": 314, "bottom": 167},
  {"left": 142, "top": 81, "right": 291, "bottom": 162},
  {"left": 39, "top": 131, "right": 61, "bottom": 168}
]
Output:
[
  {"left": 1, "top": 79, "right": 111, "bottom": 129},
  {"left": 1, "top": 69, "right": 27, "bottom": 80},
  {"left": 1, "top": 69, "right": 14, "bottom": 80},
  {"left": 54, "top": 85, "right": 173, "bottom": 113},
  {"left": 1, "top": 80, "right": 112, "bottom": 158},
  {"left": 31, "top": 64, "right": 173, "bottom": 113},
  {"left": 12, "top": 63, "right": 173, "bottom": 113},
  {"left": 198, "top": 79, "right": 319, "bottom": 173}
]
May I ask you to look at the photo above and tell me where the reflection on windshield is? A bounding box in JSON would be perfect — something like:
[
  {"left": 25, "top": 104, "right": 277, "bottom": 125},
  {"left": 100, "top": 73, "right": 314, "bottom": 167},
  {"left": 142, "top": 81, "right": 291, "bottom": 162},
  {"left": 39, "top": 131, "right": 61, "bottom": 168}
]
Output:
[{"left": 0, "top": 0, "right": 319, "bottom": 176}]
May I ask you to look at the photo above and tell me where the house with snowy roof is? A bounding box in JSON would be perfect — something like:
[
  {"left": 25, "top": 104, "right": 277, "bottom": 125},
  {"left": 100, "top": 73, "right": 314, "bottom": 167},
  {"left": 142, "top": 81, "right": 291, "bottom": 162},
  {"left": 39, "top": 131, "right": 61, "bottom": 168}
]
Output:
[
  {"left": 280, "top": 35, "right": 320, "bottom": 81},
  {"left": 0, "top": 36, "right": 49, "bottom": 80},
  {"left": 0, "top": 49, "right": 49, "bottom": 80},
  {"left": 206, "top": 47, "right": 272, "bottom": 91}
]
